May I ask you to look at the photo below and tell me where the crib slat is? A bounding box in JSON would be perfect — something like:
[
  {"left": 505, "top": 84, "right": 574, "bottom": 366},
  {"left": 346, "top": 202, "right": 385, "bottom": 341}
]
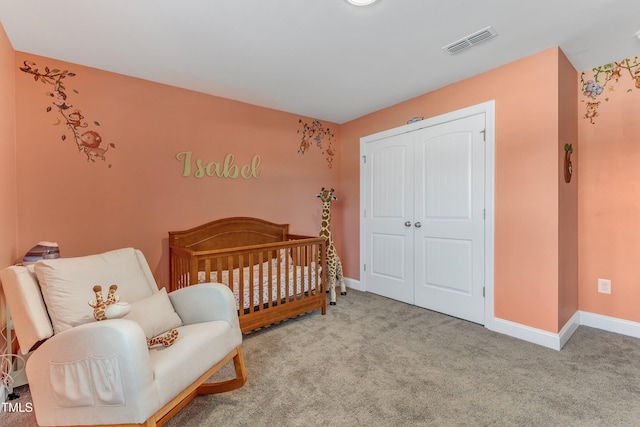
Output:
[
  {"left": 203, "top": 258, "right": 211, "bottom": 285},
  {"left": 237, "top": 254, "right": 244, "bottom": 314},
  {"left": 216, "top": 257, "right": 223, "bottom": 283},
  {"left": 267, "top": 250, "right": 274, "bottom": 308},
  {"left": 277, "top": 249, "right": 282, "bottom": 307},
  {"left": 190, "top": 257, "right": 199, "bottom": 286},
  {"left": 257, "top": 252, "right": 264, "bottom": 311},
  {"left": 248, "top": 253, "right": 255, "bottom": 314},
  {"left": 293, "top": 246, "right": 299, "bottom": 300}
]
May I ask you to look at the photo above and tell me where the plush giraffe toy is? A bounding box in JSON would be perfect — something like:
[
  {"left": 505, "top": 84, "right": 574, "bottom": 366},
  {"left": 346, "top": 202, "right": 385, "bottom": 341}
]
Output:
[
  {"left": 89, "top": 285, "right": 178, "bottom": 347},
  {"left": 317, "top": 187, "right": 347, "bottom": 305},
  {"left": 147, "top": 329, "right": 179, "bottom": 347}
]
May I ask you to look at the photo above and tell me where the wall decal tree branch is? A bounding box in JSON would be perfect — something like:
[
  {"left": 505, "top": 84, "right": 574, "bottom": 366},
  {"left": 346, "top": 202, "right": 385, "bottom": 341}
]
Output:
[
  {"left": 297, "top": 118, "right": 335, "bottom": 168},
  {"left": 19, "top": 60, "right": 116, "bottom": 166}
]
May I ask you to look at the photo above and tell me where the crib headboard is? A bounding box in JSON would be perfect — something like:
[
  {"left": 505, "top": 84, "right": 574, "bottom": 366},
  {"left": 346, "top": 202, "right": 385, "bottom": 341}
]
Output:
[{"left": 168, "top": 217, "right": 289, "bottom": 251}]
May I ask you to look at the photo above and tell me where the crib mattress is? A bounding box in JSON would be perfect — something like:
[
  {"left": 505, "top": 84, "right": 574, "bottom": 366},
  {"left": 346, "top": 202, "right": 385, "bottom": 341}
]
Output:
[{"left": 195, "top": 263, "right": 321, "bottom": 310}]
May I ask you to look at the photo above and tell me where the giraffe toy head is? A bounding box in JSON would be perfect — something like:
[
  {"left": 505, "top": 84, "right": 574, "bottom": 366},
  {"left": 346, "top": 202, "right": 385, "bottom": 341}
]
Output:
[
  {"left": 88, "top": 285, "right": 108, "bottom": 321},
  {"left": 317, "top": 187, "right": 337, "bottom": 203},
  {"left": 88, "top": 284, "right": 129, "bottom": 321}
]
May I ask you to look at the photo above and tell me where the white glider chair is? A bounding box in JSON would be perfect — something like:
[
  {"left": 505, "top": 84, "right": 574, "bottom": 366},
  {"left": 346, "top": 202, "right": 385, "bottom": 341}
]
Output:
[{"left": 0, "top": 247, "right": 246, "bottom": 427}]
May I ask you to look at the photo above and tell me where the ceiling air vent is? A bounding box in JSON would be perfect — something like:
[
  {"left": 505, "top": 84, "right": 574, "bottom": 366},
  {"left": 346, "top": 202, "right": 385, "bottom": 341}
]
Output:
[{"left": 443, "top": 26, "right": 498, "bottom": 55}]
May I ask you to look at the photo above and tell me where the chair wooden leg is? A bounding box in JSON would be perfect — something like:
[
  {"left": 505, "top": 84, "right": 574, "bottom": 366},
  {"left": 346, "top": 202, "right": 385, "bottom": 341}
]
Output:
[
  {"left": 197, "top": 346, "right": 247, "bottom": 395},
  {"left": 69, "top": 418, "right": 157, "bottom": 427}
]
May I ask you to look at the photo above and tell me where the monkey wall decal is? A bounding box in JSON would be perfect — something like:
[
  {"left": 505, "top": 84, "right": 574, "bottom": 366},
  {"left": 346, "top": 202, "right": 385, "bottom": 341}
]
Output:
[{"left": 19, "top": 60, "right": 116, "bottom": 165}]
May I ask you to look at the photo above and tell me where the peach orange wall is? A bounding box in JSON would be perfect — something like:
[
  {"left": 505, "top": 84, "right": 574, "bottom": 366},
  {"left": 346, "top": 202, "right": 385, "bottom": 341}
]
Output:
[
  {"left": 339, "top": 47, "right": 571, "bottom": 333},
  {"left": 0, "top": 24, "right": 17, "bottom": 270},
  {"left": 557, "top": 51, "right": 579, "bottom": 329},
  {"left": 0, "top": 23, "right": 17, "bottom": 349},
  {"left": 14, "top": 53, "right": 340, "bottom": 287},
  {"left": 578, "top": 56, "right": 640, "bottom": 322}
]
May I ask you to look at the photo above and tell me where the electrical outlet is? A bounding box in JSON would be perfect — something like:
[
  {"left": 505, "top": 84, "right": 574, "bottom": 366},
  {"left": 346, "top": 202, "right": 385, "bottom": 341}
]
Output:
[{"left": 598, "top": 278, "right": 611, "bottom": 294}]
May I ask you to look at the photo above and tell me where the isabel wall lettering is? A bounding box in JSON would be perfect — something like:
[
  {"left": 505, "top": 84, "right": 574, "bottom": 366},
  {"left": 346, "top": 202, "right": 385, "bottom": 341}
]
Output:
[{"left": 176, "top": 152, "right": 263, "bottom": 179}]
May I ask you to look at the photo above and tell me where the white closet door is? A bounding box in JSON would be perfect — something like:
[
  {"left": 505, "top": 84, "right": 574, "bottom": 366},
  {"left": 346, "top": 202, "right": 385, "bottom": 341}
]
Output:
[
  {"left": 413, "top": 114, "right": 486, "bottom": 324},
  {"left": 363, "top": 133, "right": 414, "bottom": 304}
]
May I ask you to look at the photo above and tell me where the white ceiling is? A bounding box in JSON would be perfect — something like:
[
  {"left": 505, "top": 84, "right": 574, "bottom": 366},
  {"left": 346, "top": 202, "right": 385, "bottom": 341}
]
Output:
[{"left": 1, "top": 0, "right": 639, "bottom": 124}]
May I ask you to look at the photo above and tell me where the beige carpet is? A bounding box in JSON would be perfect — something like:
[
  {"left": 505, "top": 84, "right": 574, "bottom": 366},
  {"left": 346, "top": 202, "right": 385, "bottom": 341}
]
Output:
[{"left": 3, "top": 289, "right": 640, "bottom": 426}]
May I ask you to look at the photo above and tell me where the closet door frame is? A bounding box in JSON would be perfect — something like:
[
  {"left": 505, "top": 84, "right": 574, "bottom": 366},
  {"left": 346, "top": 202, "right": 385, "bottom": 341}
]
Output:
[{"left": 359, "top": 100, "right": 495, "bottom": 330}]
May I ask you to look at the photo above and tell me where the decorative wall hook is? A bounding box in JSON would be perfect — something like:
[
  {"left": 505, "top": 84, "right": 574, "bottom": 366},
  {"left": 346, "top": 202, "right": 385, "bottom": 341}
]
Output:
[{"left": 564, "top": 143, "right": 573, "bottom": 183}]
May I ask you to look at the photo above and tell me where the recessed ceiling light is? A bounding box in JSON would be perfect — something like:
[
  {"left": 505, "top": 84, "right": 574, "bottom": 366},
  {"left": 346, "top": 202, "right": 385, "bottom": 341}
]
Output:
[
  {"left": 635, "top": 30, "right": 640, "bottom": 41},
  {"left": 345, "top": 0, "right": 379, "bottom": 6}
]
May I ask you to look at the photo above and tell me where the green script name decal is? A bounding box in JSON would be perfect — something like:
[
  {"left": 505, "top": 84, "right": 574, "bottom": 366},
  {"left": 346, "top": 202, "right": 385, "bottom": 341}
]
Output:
[{"left": 176, "top": 151, "right": 262, "bottom": 179}]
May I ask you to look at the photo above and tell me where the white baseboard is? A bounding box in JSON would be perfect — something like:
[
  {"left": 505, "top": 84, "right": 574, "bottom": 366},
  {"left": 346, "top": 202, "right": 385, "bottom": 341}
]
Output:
[
  {"left": 491, "top": 317, "right": 568, "bottom": 350},
  {"left": 480, "top": 310, "right": 640, "bottom": 351},
  {"left": 344, "top": 277, "right": 363, "bottom": 292},
  {"left": 579, "top": 311, "right": 640, "bottom": 339},
  {"left": 559, "top": 311, "right": 582, "bottom": 349}
]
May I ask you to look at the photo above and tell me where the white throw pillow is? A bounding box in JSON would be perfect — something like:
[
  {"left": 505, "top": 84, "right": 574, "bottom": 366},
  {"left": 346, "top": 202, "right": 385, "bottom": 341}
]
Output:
[
  {"left": 123, "top": 288, "right": 182, "bottom": 339},
  {"left": 34, "top": 248, "right": 157, "bottom": 334}
]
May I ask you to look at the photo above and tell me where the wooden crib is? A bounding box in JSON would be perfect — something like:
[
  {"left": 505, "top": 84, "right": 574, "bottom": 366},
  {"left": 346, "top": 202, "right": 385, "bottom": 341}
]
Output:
[{"left": 169, "top": 217, "right": 326, "bottom": 333}]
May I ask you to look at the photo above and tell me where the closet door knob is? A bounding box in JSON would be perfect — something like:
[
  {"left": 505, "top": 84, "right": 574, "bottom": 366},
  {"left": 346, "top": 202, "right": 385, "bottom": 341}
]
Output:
[
  {"left": 414, "top": 222, "right": 422, "bottom": 228},
  {"left": 404, "top": 221, "right": 412, "bottom": 227}
]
